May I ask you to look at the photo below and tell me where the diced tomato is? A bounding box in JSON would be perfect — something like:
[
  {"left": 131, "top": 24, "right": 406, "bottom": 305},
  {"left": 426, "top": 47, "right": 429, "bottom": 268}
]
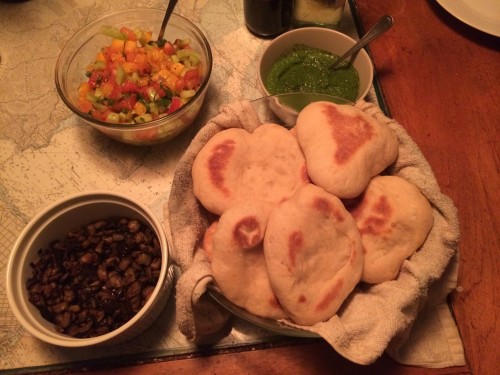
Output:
[
  {"left": 120, "top": 27, "right": 137, "bottom": 41},
  {"left": 122, "top": 81, "right": 139, "bottom": 93},
  {"left": 106, "top": 83, "right": 122, "bottom": 101},
  {"left": 90, "top": 109, "right": 107, "bottom": 121},
  {"left": 79, "top": 98, "right": 93, "bottom": 113},
  {"left": 184, "top": 69, "right": 201, "bottom": 90},
  {"left": 88, "top": 71, "right": 103, "bottom": 89},
  {"left": 163, "top": 42, "right": 176, "bottom": 55},
  {"left": 112, "top": 94, "right": 137, "bottom": 112},
  {"left": 175, "top": 77, "right": 186, "bottom": 91},
  {"left": 168, "top": 97, "right": 182, "bottom": 114}
]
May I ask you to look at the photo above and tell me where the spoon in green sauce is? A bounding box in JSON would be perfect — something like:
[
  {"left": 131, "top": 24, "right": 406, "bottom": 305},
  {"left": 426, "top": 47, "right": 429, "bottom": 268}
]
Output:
[{"left": 330, "top": 15, "right": 394, "bottom": 70}]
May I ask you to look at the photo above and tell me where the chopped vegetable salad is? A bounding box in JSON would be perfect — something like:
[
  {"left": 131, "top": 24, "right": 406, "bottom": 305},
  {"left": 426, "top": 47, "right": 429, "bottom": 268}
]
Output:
[{"left": 78, "top": 26, "right": 204, "bottom": 124}]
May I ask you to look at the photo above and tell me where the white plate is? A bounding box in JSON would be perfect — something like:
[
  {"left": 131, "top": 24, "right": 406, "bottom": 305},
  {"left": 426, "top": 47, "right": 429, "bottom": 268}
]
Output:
[{"left": 436, "top": 0, "right": 500, "bottom": 36}]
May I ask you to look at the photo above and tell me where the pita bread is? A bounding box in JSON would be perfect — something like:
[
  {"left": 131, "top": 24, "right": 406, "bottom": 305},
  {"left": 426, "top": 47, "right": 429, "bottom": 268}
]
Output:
[
  {"left": 202, "top": 221, "right": 218, "bottom": 261},
  {"left": 295, "top": 102, "right": 399, "bottom": 199},
  {"left": 345, "top": 175, "right": 434, "bottom": 284},
  {"left": 264, "top": 184, "right": 363, "bottom": 325},
  {"left": 209, "top": 200, "right": 288, "bottom": 320},
  {"left": 192, "top": 123, "right": 308, "bottom": 215}
]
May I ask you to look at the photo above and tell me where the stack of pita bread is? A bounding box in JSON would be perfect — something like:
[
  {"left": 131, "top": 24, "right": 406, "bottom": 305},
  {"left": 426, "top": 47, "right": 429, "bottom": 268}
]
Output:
[{"left": 191, "top": 101, "right": 434, "bottom": 326}]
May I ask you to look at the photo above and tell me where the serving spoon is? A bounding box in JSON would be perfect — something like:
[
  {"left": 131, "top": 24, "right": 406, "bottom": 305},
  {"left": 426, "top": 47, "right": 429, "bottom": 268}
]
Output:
[
  {"left": 330, "top": 15, "right": 394, "bottom": 70},
  {"left": 157, "top": 0, "right": 179, "bottom": 44}
]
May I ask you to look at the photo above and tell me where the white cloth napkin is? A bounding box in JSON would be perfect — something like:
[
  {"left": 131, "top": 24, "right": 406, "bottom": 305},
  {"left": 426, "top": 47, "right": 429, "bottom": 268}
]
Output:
[{"left": 164, "top": 99, "right": 465, "bottom": 366}]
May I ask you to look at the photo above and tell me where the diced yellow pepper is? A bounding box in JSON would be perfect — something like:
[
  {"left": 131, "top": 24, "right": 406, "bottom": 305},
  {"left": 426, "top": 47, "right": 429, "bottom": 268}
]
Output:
[
  {"left": 95, "top": 52, "right": 106, "bottom": 62},
  {"left": 124, "top": 40, "right": 136, "bottom": 54},
  {"left": 111, "top": 38, "right": 125, "bottom": 52},
  {"left": 165, "top": 75, "right": 178, "bottom": 92},
  {"left": 121, "top": 61, "right": 137, "bottom": 74},
  {"left": 137, "top": 77, "right": 149, "bottom": 87},
  {"left": 134, "top": 102, "right": 147, "bottom": 115},
  {"left": 171, "top": 62, "right": 185, "bottom": 76},
  {"left": 78, "top": 82, "right": 90, "bottom": 98}
]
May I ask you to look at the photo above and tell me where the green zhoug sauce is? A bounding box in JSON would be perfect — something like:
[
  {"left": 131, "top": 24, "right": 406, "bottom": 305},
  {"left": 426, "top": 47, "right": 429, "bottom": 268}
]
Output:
[{"left": 265, "top": 44, "right": 360, "bottom": 102}]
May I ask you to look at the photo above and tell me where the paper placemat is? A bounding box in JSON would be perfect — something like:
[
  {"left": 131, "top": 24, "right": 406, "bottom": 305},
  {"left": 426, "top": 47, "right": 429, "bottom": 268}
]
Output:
[{"left": 0, "top": 0, "right": 382, "bottom": 373}]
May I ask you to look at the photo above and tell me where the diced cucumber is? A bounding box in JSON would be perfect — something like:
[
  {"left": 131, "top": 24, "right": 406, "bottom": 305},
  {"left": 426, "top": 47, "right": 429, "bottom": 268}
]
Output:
[
  {"left": 147, "top": 86, "right": 158, "bottom": 102},
  {"left": 115, "top": 65, "right": 126, "bottom": 85},
  {"left": 176, "top": 50, "right": 201, "bottom": 66},
  {"left": 93, "top": 60, "right": 106, "bottom": 70},
  {"left": 99, "top": 25, "right": 126, "bottom": 40},
  {"left": 134, "top": 114, "right": 153, "bottom": 123},
  {"left": 180, "top": 89, "right": 196, "bottom": 99},
  {"left": 85, "top": 92, "right": 97, "bottom": 103},
  {"left": 106, "top": 112, "right": 120, "bottom": 123}
]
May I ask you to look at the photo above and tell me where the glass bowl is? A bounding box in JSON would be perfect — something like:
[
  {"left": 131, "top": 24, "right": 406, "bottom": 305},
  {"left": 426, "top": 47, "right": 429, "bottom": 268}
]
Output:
[{"left": 55, "top": 8, "right": 212, "bottom": 146}]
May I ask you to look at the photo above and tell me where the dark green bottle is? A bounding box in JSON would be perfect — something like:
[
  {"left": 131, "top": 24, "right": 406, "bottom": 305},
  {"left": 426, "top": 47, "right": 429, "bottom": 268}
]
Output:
[{"left": 243, "top": 0, "right": 292, "bottom": 38}]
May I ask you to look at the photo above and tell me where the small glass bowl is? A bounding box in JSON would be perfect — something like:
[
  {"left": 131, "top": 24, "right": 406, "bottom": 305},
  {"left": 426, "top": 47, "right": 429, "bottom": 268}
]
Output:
[{"left": 55, "top": 8, "right": 213, "bottom": 146}]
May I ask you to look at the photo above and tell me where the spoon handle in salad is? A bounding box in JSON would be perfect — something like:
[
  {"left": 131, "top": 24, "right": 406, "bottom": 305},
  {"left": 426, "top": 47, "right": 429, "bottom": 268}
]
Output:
[{"left": 158, "top": 0, "right": 179, "bottom": 42}]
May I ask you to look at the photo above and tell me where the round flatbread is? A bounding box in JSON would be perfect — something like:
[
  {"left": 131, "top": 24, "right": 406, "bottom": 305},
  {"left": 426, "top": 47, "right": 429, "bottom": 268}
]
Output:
[
  {"left": 264, "top": 184, "right": 363, "bottom": 325},
  {"left": 295, "top": 102, "right": 399, "bottom": 199},
  {"left": 192, "top": 123, "right": 308, "bottom": 215},
  {"left": 345, "top": 175, "right": 434, "bottom": 284},
  {"left": 210, "top": 200, "right": 288, "bottom": 320}
]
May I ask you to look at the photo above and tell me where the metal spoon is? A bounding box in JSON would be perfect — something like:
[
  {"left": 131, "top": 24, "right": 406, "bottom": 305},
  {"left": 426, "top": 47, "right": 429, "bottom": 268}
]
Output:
[
  {"left": 330, "top": 15, "right": 394, "bottom": 69},
  {"left": 157, "top": 0, "right": 179, "bottom": 43}
]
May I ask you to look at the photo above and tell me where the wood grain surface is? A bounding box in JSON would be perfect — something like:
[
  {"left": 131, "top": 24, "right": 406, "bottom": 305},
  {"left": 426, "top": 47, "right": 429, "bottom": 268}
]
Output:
[{"left": 45, "top": 1, "right": 499, "bottom": 374}]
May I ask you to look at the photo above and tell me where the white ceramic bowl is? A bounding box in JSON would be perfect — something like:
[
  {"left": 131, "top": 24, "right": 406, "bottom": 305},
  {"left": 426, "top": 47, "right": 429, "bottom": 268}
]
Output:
[
  {"left": 55, "top": 8, "right": 212, "bottom": 146},
  {"left": 6, "top": 191, "right": 173, "bottom": 347},
  {"left": 259, "top": 27, "right": 373, "bottom": 101}
]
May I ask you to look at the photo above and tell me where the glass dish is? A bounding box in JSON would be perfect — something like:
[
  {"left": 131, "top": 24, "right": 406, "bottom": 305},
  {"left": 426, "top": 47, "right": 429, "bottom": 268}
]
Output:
[{"left": 55, "top": 8, "right": 212, "bottom": 146}]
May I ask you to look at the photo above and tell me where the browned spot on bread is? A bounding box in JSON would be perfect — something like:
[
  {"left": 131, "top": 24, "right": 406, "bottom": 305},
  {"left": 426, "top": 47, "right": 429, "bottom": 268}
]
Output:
[
  {"left": 313, "top": 197, "right": 345, "bottom": 222},
  {"left": 322, "top": 104, "right": 374, "bottom": 165},
  {"left": 208, "top": 139, "right": 236, "bottom": 196},
  {"left": 288, "top": 230, "right": 304, "bottom": 268},
  {"left": 315, "top": 279, "right": 344, "bottom": 312},
  {"left": 359, "top": 195, "right": 392, "bottom": 236},
  {"left": 233, "top": 217, "right": 261, "bottom": 248}
]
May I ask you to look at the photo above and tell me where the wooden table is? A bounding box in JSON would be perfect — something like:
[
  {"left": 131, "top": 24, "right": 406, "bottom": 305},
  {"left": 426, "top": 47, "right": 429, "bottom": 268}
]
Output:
[{"left": 26, "top": 1, "right": 500, "bottom": 374}]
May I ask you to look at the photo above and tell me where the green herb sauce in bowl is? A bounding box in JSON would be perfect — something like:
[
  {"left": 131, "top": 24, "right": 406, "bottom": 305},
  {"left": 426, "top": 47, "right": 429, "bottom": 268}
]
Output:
[{"left": 265, "top": 44, "right": 360, "bottom": 102}]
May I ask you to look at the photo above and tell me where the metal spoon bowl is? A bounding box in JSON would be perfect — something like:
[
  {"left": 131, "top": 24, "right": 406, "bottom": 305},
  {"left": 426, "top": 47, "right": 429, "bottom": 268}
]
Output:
[{"left": 331, "top": 15, "right": 394, "bottom": 70}]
